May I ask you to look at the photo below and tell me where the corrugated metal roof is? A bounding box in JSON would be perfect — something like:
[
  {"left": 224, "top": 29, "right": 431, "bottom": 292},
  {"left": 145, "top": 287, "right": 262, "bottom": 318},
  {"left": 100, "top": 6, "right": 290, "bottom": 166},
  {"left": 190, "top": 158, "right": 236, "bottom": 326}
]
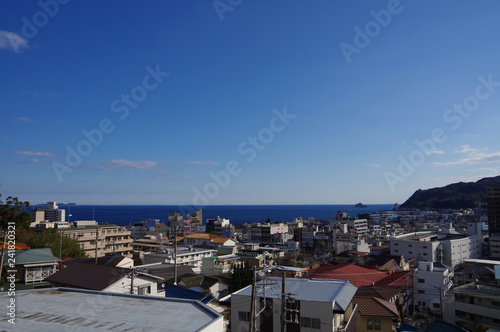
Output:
[
  {"left": 2, "top": 249, "right": 60, "bottom": 266},
  {"left": 233, "top": 277, "right": 357, "bottom": 312}
]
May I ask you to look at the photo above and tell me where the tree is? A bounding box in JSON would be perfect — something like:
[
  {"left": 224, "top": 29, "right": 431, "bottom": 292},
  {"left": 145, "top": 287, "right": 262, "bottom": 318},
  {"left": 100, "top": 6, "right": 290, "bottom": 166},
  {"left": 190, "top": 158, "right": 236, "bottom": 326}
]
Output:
[
  {"left": 0, "top": 194, "right": 31, "bottom": 231},
  {"left": 21, "top": 230, "right": 86, "bottom": 259}
]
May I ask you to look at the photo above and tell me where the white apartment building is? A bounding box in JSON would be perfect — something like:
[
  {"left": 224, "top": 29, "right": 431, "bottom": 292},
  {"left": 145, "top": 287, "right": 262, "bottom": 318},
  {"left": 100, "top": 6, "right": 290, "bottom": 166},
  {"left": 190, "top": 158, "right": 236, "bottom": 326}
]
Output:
[
  {"left": 414, "top": 261, "right": 453, "bottom": 313},
  {"left": 390, "top": 231, "right": 482, "bottom": 267},
  {"left": 143, "top": 247, "right": 216, "bottom": 269},
  {"left": 346, "top": 219, "right": 369, "bottom": 234}
]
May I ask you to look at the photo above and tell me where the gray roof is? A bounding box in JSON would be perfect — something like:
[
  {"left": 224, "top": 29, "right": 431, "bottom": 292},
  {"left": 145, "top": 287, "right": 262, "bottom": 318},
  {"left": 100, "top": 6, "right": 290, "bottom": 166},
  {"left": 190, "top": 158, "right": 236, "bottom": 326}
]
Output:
[
  {"left": 0, "top": 288, "right": 222, "bottom": 331},
  {"left": 233, "top": 277, "right": 357, "bottom": 312}
]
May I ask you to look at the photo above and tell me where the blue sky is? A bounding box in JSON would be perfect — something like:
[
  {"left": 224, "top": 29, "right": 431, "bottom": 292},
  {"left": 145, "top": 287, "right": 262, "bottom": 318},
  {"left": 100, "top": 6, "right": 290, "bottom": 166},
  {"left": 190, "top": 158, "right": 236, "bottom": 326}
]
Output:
[{"left": 2, "top": 0, "right": 500, "bottom": 206}]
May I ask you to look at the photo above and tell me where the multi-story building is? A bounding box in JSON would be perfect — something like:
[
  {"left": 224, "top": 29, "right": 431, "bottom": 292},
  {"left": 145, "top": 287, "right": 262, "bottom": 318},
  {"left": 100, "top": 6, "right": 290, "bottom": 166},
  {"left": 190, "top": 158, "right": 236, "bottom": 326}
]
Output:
[
  {"left": 61, "top": 224, "right": 133, "bottom": 258},
  {"left": 250, "top": 223, "right": 288, "bottom": 245},
  {"left": 488, "top": 187, "right": 500, "bottom": 236},
  {"left": 414, "top": 261, "right": 453, "bottom": 313},
  {"left": 231, "top": 278, "right": 359, "bottom": 332},
  {"left": 443, "top": 282, "right": 500, "bottom": 330},
  {"left": 206, "top": 217, "right": 234, "bottom": 238},
  {"left": 390, "top": 231, "right": 482, "bottom": 267},
  {"left": 31, "top": 201, "right": 66, "bottom": 223},
  {"left": 143, "top": 247, "right": 216, "bottom": 269},
  {"left": 130, "top": 219, "right": 167, "bottom": 240},
  {"left": 333, "top": 223, "right": 370, "bottom": 253},
  {"left": 346, "top": 219, "right": 369, "bottom": 234}
]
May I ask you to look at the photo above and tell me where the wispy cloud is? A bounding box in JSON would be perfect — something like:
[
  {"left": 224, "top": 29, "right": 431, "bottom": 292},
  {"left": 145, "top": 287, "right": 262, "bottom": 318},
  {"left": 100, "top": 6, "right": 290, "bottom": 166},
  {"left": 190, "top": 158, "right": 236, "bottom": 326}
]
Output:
[
  {"left": 434, "top": 150, "right": 500, "bottom": 166},
  {"left": 454, "top": 144, "right": 487, "bottom": 154},
  {"left": 13, "top": 150, "right": 55, "bottom": 157},
  {"left": 430, "top": 149, "right": 444, "bottom": 155},
  {"left": 186, "top": 161, "right": 218, "bottom": 165},
  {"left": 99, "top": 159, "right": 159, "bottom": 170},
  {"left": 13, "top": 117, "right": 36, "bottom": 123},
  {"left": 22, "top": 91, "right": 41, "bottom": 97},
  {"left": 364, "top": 163, "right": 382, "bottom": 167},
  {"left": 3, "top": 137, "right": 14, "bottom": 141},
  {"left": 0, "top": 30, "right": 29, "bottom": 53}
]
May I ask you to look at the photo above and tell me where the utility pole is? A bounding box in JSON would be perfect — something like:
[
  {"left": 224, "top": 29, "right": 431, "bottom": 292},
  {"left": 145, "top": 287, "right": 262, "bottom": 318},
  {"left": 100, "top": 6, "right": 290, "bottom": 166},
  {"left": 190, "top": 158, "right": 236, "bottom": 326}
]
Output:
[
  {"left": 412, "top": 270, "right": 415, "bottom": 317},
  {"left": 439, "top": 287, "right": 444, "bottom": 320},
  {"left": 59, "top": 230, "right": 63, "bottom": 260},
  {"left": 249, "top": 267, "right": 257, "bottom": 332},
  {"left": 130, "top": 268, "right": 135, "bottom": 294},
  {"left": 281, "top": 271, "right": 287, "bottom": 332},
  {"left": 174, "top": 225, "right": 178, "bottom": 285},
  {"left": 95, "top": 225, "right": 99, "bottom": 263}
]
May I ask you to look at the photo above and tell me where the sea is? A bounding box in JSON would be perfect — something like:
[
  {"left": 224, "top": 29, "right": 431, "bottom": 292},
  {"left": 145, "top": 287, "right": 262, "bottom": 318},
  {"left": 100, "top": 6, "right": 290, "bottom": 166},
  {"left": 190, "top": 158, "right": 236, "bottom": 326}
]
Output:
[{"left": 31, "top": 204, "right": 395, "bottom": 226}]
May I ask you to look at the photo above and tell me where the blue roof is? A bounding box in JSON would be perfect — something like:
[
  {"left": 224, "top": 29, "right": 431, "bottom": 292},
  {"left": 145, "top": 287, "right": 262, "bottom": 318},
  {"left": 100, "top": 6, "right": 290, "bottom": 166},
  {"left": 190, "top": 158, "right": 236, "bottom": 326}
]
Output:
[{"left": 164, "top": 284, "right": 214, "bottom": 304}]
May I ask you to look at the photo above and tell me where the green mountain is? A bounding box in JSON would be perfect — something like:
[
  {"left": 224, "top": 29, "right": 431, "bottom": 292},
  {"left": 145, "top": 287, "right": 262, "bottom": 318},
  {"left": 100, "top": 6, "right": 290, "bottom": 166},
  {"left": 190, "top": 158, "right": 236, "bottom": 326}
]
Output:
[{"left": 400, "top": 176, "right": 500, "bottom": 209}]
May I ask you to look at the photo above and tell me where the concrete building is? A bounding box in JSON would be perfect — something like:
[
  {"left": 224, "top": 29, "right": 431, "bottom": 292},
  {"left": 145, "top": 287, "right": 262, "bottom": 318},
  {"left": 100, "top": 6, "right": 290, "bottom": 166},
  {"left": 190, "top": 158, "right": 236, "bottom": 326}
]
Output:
[
  {"left": 390, "top": 231, "right": 482, "bottom": 267},
  {"left": 231, "top": 278, "right": 359, "bottom": 332},
  {"left": 250, "top": 223, "right": 289, "bottom": 244},
  {"left": 346, "top": 219, "right": 369, "bottom": 234},
  {"left": 0, "top": 288, "right": 223, "bottom": 331},
  {"left": 443, "top": 282, "right": 500, "bottom": 330},
  {"left": 143, "top": 247, "right": 216, "bottom": 269},
  {"left": 488, "top": 187, "right": 500, "bottom": 236},
  {"left": 61, "top": 224, "right": 133, "bottom": 258},
  {"left": 414, "top": 261, "right": 453, "bottom": 313},
  {"left": 333, "top": 223, "right": 370, "bottom": 253}
]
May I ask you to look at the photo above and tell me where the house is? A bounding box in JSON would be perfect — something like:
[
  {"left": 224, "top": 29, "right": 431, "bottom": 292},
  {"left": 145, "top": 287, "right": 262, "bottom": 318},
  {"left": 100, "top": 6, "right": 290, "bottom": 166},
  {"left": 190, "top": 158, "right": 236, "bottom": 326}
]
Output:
[
  {"left": 231, "top": 277, "right": 359, "bottom": 332},
  {"left": 352, "top": 296, "right": 400, "bottom": 332},
  {"left": 143, "top": 246, "right": 216, "bottom": 271},
  {"left": 175, "top": 274, "right": 231, "bottom": 300},
  {"left": 2, "top": 248, "right": 60, "bottom": 285},
  {"left": 0, "top": 288, "right": 223, "bottom": 331},
  {"left": 45, "top": 261, "right": 164, "bottom": 296}
]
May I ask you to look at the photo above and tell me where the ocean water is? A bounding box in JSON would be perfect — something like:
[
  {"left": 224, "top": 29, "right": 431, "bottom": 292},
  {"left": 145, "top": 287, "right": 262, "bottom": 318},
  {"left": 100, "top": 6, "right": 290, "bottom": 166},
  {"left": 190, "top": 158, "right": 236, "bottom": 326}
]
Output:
[{"left": 34, "top": 204, "right": 395, "bottom": 226}]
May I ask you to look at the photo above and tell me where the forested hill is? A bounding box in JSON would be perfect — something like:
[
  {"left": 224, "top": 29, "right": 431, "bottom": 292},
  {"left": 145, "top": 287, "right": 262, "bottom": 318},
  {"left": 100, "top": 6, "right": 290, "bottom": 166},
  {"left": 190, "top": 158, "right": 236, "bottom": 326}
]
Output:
[{"left": 400, "top": 176, "right": 500, "bottom": 209}]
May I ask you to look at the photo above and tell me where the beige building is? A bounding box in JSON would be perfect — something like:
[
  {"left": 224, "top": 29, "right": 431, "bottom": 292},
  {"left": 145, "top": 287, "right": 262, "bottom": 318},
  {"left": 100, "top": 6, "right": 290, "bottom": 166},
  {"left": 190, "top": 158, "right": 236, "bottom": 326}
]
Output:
[{"left": 61, "top": 224, "right": 133, "bottom": 258}]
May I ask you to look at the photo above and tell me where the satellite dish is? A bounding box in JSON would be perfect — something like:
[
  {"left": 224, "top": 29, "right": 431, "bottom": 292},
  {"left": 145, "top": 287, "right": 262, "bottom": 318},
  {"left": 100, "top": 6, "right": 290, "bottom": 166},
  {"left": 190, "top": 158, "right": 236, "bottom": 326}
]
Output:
[{"left": 161, "top": 283, "right": 166, "bottom": 288}]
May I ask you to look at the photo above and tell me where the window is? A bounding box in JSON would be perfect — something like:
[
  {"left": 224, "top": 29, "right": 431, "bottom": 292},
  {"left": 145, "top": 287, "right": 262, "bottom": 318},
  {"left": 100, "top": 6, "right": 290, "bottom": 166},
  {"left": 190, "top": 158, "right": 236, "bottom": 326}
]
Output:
[
  {"left": 138, "top": 284, "right": 151, "bottom": 295},
  {"left": 417, "top": 290, "right": 425, "bottom": 294},
  {"left": 238, "top": 311, "right": 250, "bottom": 322},
  {"left": 367, "top": 319, "right": 381, "bottom": 330},
  {"left": 301, "top": 317, "right": 320, "bottom": 329}
]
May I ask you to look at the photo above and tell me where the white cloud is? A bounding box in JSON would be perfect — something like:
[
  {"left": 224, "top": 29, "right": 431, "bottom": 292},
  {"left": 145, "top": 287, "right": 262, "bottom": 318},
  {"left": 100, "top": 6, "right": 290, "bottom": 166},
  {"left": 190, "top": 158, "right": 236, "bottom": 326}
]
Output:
[
  {"left": 107, "top": 159, "right": 158, "bottom": 169},
  {"left": 13, "top": 151, "right": 55, "bottom": 157},
  {"left": 13, "top": 117, "right": 36, "bottom": 123},
  {"left": 364, "top": 163, "right": 382, "bottom": 167},
  {"left": 434, "top": 151, "right": 500, "bottom": 166},
  {"left": 430, "top": 149, "right": 444, "bottom": 155},
  {"left": 454, "top": 144, "right": 487, "bottom": 154},
  {"left": 0, "top": 30, "right": 29, "bottom": 53}
]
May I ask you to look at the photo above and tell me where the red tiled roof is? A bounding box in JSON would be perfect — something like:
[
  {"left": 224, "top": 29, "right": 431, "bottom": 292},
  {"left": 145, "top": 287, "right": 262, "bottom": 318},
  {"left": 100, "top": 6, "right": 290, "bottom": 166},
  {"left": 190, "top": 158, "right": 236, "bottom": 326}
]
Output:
[
  {"left": 352, "top": 296, "right": 400, "bottom": 318},
  {"left": 306, "top": 264, "right": 387, "bottom": 287},
  {"left": 355, "top": 286, "right": 401, "bottom": 302},
  {"left": 374, "top": 270, "right": 412, "bottom": 289}
]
